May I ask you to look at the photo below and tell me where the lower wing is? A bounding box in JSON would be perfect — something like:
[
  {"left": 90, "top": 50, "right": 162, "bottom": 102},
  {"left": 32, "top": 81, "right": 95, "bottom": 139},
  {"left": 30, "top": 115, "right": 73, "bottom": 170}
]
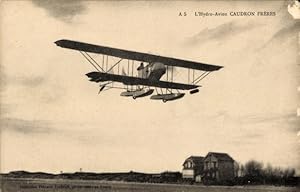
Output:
[{"left": 86, "top": 72, "right": 199, "bottom": 90}]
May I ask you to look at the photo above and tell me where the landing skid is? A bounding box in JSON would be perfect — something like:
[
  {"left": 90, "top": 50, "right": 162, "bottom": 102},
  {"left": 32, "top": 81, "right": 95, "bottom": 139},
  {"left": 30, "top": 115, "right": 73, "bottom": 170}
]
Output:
[
  {"left": 150, "top": 93, "right": 185, "bottom": 102},
  {"left": 120, "top": 88, "right": 154, "bottom": 99}
]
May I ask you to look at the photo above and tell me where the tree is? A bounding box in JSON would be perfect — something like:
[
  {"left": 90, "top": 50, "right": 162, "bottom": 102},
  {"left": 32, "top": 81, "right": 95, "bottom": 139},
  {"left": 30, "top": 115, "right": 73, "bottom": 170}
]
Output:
[
  {"left": 240, "top": 164, "right": 246, "bottom": 177},
  {"left": 244, "top": 160, "right": 264, "bottom": 177},
  {"left": 282, "top": 168, "right": 295, "bottom": 178},
  {"left": 243, "top": 160, "right": 264, "bottom": 184},
  {"left": 238, "top": 160, "right": 297, "bottom": 186}
]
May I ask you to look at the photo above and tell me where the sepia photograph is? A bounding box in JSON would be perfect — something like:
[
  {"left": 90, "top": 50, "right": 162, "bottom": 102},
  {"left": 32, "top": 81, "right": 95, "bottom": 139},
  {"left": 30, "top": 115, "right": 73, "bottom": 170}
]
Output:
[{"left": 0, "top": 0, "right": 299, "bottom": 191}]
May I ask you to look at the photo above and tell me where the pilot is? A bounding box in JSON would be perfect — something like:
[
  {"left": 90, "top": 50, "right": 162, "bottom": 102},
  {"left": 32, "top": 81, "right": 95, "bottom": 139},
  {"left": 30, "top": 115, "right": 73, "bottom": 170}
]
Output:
[
  {"left": 137, "top": 62, "right": 144, "bottom": 71},
  {"left": 137, "top": 62, "right": 145, "bottom": 78}
]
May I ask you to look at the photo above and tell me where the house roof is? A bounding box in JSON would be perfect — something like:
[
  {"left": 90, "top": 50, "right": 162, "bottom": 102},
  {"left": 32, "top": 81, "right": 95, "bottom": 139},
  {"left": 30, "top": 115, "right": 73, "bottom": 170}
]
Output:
[
  {"left": 205, "top": 152, "right": 234, "bottom": 162},
  {"left": 183, "top": 156, "right": 204, "bottom": 166}
]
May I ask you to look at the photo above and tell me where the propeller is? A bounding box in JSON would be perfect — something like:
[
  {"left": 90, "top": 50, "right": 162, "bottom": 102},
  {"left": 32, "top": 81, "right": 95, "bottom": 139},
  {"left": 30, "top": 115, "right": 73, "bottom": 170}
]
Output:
[
  {"left": 98, "top": 85, "right": 106, "bottom": 94},
  {"left": 98, "top": 82, "right": 112, "bottom": 94}
]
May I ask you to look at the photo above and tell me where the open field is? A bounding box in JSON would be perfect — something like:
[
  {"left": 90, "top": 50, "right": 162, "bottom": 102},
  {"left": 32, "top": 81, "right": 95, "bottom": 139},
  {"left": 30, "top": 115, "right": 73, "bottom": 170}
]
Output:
[{"left": 1, "top": 178, "right": 299, "bottom": 192}]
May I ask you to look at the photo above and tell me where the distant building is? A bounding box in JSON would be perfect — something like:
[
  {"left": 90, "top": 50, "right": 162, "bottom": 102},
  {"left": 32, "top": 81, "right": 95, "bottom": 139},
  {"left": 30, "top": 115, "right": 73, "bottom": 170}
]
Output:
[
  {"left": 150, "top": 171, "right": 181, "bottom": 183},
  {"left": 182, "top": 156, "right": 204, "bottom": 181},
  {"left": 203, "top": 152, "right": 235, "bottom": 182},
  {"left": 182, "top": 152, "right": 236, "bottom": 183}
]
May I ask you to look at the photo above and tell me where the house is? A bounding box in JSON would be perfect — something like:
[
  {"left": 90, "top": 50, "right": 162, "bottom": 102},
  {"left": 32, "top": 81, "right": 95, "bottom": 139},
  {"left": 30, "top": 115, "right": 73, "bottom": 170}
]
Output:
[
  {"left": 182, "top": 156, "right": 204, "bottom": 181},
  {"left": 203, "top": 152, "right": 235, "bottom": 182}
]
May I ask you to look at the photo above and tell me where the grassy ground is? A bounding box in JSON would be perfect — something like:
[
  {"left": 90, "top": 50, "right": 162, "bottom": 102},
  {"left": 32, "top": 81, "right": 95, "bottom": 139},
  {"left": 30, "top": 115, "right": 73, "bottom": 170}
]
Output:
[{"left": 1, "top": 177, "right": 299, "bottom": 192}]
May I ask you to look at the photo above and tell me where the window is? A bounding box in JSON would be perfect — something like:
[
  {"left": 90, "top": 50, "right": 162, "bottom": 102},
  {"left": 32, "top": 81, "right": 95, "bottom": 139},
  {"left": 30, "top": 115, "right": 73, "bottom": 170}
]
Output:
[
  {"left": 213, "top": 162, "right": 217, "bottom": 168},
  {"left": 186, "top": 161, "right": 192, "bottom": 168},
  {"left": 185, "top": 162, "right": 189, "bottom": 168}
]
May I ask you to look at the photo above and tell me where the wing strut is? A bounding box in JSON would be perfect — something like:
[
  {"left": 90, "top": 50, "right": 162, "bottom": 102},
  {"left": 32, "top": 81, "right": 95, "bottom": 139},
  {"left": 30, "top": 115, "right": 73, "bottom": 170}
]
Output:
[
  {"left": 193, "top": 71, "right": 211, "bottom": 84},
  {"left": 79, "top": 51, "right": 104, "bottom": 72},
  {"left": 107, "top": 58, "right": 123, "bottom": 73},
  {"left": 165, "top": 65, "right": 179, "bottom": 94}
]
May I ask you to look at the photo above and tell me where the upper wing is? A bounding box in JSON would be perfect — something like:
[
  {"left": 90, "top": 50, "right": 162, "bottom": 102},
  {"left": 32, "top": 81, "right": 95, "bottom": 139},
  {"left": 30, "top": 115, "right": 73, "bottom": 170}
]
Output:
[
  {"left": 55, "top": 39, "right": 223, "bottom": 71},
  {"left": 86, "top": 72, "right": 199, "bottom": 90}
]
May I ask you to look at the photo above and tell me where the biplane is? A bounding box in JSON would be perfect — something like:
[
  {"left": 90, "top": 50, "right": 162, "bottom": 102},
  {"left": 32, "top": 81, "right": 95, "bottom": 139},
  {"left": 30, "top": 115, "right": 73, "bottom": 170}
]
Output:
[{"left": 55, "top": 39, "right": 223, "bottom": 102}]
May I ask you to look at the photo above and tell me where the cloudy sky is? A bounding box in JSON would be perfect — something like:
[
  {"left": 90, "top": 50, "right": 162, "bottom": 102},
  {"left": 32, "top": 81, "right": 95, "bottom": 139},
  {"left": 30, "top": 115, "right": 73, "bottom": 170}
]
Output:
[{"left": 1, "top": 1, "right": 299, "bottom": 174}]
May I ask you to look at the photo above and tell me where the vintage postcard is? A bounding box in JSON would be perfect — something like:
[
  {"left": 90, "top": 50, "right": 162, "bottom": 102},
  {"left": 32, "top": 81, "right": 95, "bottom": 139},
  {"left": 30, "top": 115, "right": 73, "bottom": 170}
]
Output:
[{"left": 0, "top": 0, "right": 299, "bottom": 191}]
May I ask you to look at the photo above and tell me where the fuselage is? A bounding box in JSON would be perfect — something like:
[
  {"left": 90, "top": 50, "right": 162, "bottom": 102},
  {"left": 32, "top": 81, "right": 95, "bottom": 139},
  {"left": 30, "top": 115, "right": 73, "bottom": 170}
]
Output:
[
  {"left": 87, "top": 62, "right": 185, "bottom": 102},
  {"left": 137, "top": 62, "right": 166, "bottom": 81}
]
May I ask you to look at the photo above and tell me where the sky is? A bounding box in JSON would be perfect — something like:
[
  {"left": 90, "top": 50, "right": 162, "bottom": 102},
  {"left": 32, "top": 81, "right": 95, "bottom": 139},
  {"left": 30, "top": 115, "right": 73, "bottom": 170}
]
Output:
[{"left": 0, "top": 1, "right": 299, "bottom": 174}]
